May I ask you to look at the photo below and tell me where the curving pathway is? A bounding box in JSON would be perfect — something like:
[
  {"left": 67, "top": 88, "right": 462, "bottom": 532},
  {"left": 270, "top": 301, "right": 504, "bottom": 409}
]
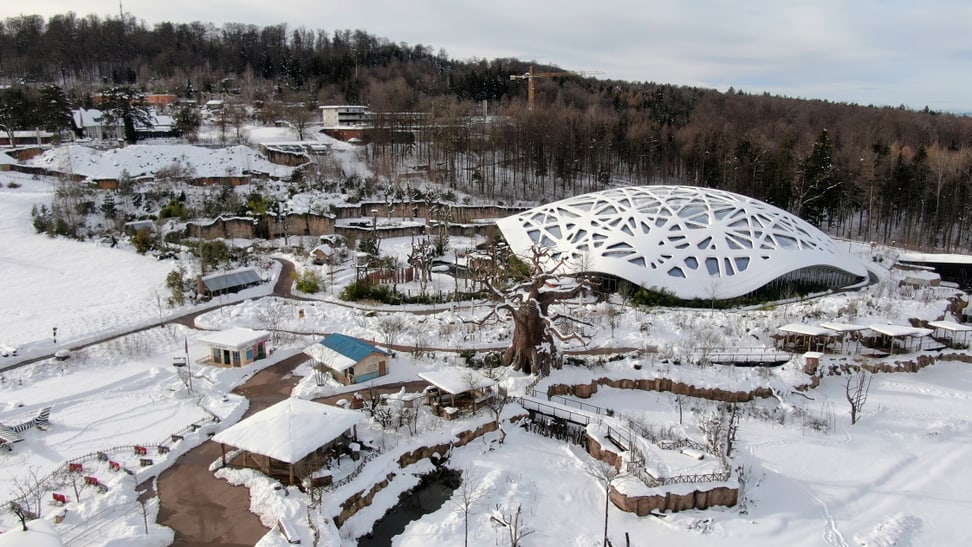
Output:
[
  {"left": 155, "top": 351, "right": 307, "bottom": 545},
  {"left": 11, "top": 257, "right": 639, "bottom": 544}
]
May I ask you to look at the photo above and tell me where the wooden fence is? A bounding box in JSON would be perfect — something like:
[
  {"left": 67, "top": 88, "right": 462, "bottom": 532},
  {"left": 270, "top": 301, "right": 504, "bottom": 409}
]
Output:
[
  {"left": 327, "top": 449, "right": 383, "bottom": 491},
  {"left": 2, "top": 416, "right": 218, "bottom": 511}
]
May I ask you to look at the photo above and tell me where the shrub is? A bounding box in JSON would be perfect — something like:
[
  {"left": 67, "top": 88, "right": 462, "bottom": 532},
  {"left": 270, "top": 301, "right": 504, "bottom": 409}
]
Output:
[
  {"left": 132, "top": 228, "right": 154, "bottom": 254},
  {"left": 294, "top": 269, "right": 322, "bottom": 294}
]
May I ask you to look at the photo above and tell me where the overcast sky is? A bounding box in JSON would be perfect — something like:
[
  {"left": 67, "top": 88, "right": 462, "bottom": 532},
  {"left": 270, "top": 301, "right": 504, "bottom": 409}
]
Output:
[{"left": 4, "top": 1, "right": 971, "bottom": 112}]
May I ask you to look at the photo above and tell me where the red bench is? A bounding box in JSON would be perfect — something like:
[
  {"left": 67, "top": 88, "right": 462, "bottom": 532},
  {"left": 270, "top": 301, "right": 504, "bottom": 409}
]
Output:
[
  {"left": 68, "top": 463, "right": 83, "bottom": 473},
  {"left": 52, "top": 493, "right": 67, "bottom": 504}
]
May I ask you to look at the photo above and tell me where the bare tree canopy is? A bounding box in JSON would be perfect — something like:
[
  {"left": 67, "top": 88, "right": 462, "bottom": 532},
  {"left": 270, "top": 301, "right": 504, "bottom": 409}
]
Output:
[{"left": 477, "top": 245, "right": 591, "bottom": 375}]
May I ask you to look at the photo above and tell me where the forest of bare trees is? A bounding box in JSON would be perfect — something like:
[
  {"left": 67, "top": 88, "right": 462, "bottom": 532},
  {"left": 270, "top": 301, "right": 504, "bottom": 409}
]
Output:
[{"left": 3, "top": 13, "right": 972, "bottom": 251}]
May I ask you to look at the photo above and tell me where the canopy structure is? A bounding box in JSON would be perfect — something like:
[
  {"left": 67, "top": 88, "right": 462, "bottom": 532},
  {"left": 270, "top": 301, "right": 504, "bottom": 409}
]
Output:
[
  {"left": 213, "top": 398, "right": 363, "bottom": 484},
  {"left": 775, "top": 323, "right": 837, "bottom": 353},
  {"left": 199, "top": 267, "right": 262, "bottom": 296},
  {"left": 866, "top": 324, "right": 933, "bottom": 355},
  {"left": 926, "top": 320, "right": 972, "bottom": 347},
  {"left": 819, "top": 322, "right": 869, "bottom": 353}
]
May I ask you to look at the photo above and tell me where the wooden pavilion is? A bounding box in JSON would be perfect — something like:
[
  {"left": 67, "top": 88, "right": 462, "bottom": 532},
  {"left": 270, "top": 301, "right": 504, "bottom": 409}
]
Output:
[{"left": 212, "top": 398, "right": 363, "bottom": 485}]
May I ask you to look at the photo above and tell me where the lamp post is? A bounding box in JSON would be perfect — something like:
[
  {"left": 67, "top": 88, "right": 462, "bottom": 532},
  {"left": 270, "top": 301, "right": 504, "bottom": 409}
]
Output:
[{"left": 173, "top": 337, "right": 193, "bottom": 394}]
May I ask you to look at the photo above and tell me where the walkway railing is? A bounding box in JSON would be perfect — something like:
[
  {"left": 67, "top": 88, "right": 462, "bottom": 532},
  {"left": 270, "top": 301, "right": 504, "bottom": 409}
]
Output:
[
  {"left": 518, "top": 395, "right": 731, "bottom": 491},
  {"left": 516, "top": 396, "right": 597, "bottom": 426},
  {"left": 327, "top": 448, "right": 383, "bottom": 491}
]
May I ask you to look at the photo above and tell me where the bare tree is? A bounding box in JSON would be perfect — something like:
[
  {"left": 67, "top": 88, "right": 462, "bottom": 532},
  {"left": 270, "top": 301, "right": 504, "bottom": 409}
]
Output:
[
  {"left": 407, "top": 237, "right": 437, "bottom": 296},
  {"left": 10, "top": 466, "right": 44, "bottom": 520},
  {"left": 8, "top": 502, "right": 29, "bottom": 531},
  {"left": 451, "top": 468, "right": 488, "bottom": 547},
  {"left": 477, "top": 245, "right": 592, "bottom": 375},
  {"left": 490, "top": 504, "right": 534, "bottom": 547},
  {"left": 465, "top": 368, "right": 509, "bottom": 444},
  {"left": 586, "top": 460, "right": 621, "bottom": 547},
  {"left": 256, "top": 297, "right": 288, "bottom": 346},
  {"left": 377, "top": 314, "right": 408, "bottom": 346},
  {"left": 844, "top": 369, "right": 872, "bottom": 425}
]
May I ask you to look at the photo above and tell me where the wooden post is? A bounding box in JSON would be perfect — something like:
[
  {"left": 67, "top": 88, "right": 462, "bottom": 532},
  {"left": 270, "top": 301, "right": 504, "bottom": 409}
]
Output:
[
  {"left": 289, "top": 464, "right": 294, "bottom": 486},
  {"left": 220, "top": 444, "right": 226, "bottom": 466}
]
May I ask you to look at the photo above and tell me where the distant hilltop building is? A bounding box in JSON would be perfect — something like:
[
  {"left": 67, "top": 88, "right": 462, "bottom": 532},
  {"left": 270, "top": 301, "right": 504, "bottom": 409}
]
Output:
[
  {"left": 496, "top": 185, "right": 869, "bottom": 300},
  {"left": 320, "top": 105, "right": 369, "bottom": 127},
  {"left": 319, "top": 105, "right": 428, "bottom": 143}
]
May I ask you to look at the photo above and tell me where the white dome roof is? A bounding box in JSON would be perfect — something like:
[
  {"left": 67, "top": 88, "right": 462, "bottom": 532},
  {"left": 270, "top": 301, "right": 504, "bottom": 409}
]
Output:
[{"left": 495, "top": 185, "right": 868, "bottom": 299}]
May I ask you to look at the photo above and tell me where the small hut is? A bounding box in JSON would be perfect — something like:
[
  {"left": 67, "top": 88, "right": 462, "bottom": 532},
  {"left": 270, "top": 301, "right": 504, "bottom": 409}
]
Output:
[
  {"left": 418, "top": 368, "right": 496, "bottom": 418},
  {"left": 198, "top": 327, "right": 270, "bottom": 366},
  {"left": 303, "top": 334, "right": 390, "bottom": 385}
]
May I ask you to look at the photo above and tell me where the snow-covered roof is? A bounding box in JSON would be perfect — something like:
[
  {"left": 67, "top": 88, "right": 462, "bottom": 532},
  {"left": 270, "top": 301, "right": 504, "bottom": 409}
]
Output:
[
  {"left": 778, "top": 323, "right": 836, "bottom": 337},
  {"left": 418, "top": 368, "right": 496, "bottom": 394},
  {"left": 926, "top": 320, "right": 972, "bottom": 333},
  {"left": 495, "top": 185, "right": 869, "bottom": 300},
  {"left": 212, "top": 398, "right": 362, "bottom": 464},
  {"left": 200, "top": 267, "right": 262, "bottom": 292},
  {"left": 198, "top": 327, "right": 269, "bottom": 349},
  {"left": 868, "top": 324, "right": 933, "bottom": 337},
  {"left": 303, "top": 334, "right": 388, "bottom": 372},
  {"left": 819, "top": 322, "right": 868, "bottom": 332},
  {"left": 71, "top": 108, "right": 104, "bottom": 129}
]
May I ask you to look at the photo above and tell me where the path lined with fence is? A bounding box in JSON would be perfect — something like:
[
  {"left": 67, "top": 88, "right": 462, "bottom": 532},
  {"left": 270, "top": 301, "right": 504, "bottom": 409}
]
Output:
[{"left": 517, "top": 391, "right": 732, "bottom": 490}]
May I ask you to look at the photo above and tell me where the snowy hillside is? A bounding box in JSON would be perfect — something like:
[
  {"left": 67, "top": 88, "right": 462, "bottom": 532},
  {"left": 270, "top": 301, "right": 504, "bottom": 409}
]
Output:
[{"left": 1, "top": 138, "right": 971, "bottom": 546}]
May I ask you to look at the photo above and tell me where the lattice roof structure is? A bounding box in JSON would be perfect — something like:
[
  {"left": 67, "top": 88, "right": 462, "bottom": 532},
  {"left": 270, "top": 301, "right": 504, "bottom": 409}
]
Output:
[{"left": 495, "top": 185, "right": 869, "bottom": 300}]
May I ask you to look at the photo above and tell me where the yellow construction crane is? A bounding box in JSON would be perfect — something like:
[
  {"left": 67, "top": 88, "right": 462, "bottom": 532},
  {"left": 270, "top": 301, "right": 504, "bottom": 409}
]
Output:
[{"left": 510, "top": 65, "right": 602, "bottom": 110}]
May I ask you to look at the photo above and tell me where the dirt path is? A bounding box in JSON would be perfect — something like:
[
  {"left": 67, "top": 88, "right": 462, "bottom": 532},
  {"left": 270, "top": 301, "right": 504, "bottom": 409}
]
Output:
[
  {"left": 9, "top": 256, "right": 643, "bottom": 544},
  {"left": 154, "top": 351, "right": 307, "bottom": 545}
]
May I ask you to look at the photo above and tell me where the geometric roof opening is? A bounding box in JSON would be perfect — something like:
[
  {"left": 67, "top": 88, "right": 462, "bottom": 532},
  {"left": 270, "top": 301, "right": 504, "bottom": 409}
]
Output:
[{"left": 495, "top": 185, "right": 868, "bottom": 300}]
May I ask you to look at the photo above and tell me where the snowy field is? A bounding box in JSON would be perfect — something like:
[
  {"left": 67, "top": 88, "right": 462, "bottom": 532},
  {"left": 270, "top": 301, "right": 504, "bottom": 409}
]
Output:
[{"left": 2, "top": 141, "right": 971, "bottom": 545}]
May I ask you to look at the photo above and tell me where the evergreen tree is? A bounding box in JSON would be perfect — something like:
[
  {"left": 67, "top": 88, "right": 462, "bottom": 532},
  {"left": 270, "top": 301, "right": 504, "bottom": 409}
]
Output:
[
  {"left": 36, "top": 85, "right": 73, "bottom": 139},
  {"left": 100, "top": 85, "right": 152, "bottom": 143}
]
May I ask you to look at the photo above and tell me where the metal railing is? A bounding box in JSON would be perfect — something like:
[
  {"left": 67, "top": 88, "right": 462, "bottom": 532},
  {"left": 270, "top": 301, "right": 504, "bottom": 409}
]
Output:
[{"left": 517, "top": 396, "right": 596, "bottom": 426}]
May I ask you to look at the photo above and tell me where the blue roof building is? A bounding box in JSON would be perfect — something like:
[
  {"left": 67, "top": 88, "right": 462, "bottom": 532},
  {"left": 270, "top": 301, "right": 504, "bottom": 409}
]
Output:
[{"left": 303, "top": 333, "right": 390, "bottom": 385}]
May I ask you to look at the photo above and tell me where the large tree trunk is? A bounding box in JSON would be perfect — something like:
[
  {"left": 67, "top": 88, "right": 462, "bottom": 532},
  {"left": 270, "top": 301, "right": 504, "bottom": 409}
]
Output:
[{"left": 503, "top": 301, "right": 557, "bottom": 375}]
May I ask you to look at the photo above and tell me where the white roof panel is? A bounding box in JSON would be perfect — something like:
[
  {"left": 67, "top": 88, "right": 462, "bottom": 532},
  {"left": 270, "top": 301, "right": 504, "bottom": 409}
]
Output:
[
  {"left": 926, "top": 320, "right": 972, "bottom": 332},
  {"left": 868, "top": 324, "right": 932, "bottom": 337},
  {"left": 302, "top": 344, "right": 357, "bottom": 372},
  {"left": 418, "top": 368, "right": 496, "bottom": 394},
  {"left": 198, "top": 327, "right": 269, "bottom": 349},
  {"left": 819, "top": 322, "right": 868, "bottom": 332},
  {"left": 778, "top": 323, "right": 836, "bottom": 337}
]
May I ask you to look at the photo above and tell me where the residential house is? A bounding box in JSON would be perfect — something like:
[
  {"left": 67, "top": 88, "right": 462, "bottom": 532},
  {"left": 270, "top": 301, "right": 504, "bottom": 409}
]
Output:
[{"left": 303, "top": 333, "right": 389, "bottom": 385}]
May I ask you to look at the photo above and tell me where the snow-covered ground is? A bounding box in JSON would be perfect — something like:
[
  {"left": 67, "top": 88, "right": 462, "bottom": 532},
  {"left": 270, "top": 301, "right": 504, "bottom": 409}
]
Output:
[{"left": 2, "top": 140, "right": 971, "bottom": 546}]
